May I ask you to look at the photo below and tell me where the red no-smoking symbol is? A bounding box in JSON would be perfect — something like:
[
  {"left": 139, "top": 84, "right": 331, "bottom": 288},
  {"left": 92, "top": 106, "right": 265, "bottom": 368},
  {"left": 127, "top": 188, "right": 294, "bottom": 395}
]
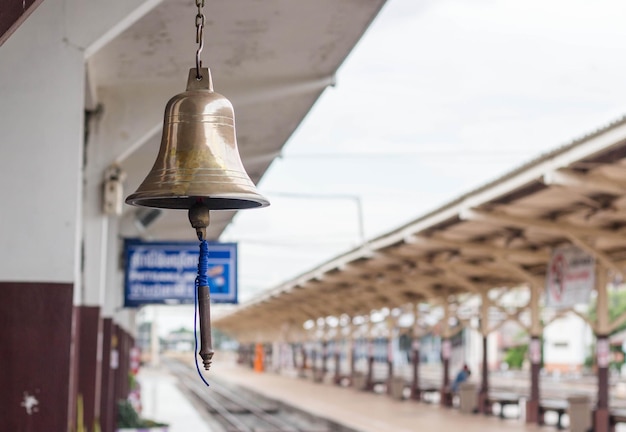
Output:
[{"left": 550, "top": 254, "right": 567, "bottom": 301}]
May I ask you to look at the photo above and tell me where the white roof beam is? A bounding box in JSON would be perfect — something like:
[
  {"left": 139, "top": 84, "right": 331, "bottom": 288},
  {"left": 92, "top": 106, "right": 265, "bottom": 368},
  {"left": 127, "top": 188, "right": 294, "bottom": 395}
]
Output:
[
  {"left": 493, "top": 256, "right": 544, "bottom": 288},
  {"left": 461, "top": 209, "right": 626, "bottom": 241},
  {"left": 543, "top": 169, "right": 626, "bottom": 195},
  {"left": 462, "top": 209, "right": 624, "bottom": 274},
  {"left": 403, "top": 235, "right": 549, "bottom": 261},
  {"left": 431, "top": 264, "right": 480, "bottom": 293}
]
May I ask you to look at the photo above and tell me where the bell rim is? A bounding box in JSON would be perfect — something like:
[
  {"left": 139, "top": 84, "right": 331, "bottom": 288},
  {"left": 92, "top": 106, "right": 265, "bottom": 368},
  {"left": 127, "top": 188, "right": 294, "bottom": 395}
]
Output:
[{"left": 125, "top": 193, "right": 270, "bottom": 210}]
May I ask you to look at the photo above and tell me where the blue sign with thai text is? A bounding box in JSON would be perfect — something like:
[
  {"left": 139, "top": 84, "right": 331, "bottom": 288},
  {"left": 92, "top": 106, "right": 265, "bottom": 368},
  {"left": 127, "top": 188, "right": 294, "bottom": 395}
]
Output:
[{"left": 124, "top": 239, "right": 237, "bottom": 307}]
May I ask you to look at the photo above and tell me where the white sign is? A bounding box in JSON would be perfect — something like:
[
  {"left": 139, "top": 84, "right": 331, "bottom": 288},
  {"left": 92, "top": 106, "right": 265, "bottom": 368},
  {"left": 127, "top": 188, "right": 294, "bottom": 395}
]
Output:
[
  {"left": 597, "top": 338, "right": 610, "bottom": 368},
  {"left": 529, "top": 338, "right": 541, "bottom": 364},
  {"left": 545, "top": 246, "right": 595, "bottom": 309}
]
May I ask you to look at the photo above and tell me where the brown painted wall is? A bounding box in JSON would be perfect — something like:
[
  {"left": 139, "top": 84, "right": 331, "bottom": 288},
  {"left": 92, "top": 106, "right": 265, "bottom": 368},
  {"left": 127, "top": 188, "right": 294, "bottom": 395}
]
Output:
[
  {"left": 113, "top": 326, "right": 133, "bottom": 404},
  {"left": 0, "top": 282, "right": 74, "bottom": 431},
  {"left": 0, "top": 0, "right": 44, "bottom": 46},
  {"left": 77, "top": 306, "right": 103, "bottom": 431}
]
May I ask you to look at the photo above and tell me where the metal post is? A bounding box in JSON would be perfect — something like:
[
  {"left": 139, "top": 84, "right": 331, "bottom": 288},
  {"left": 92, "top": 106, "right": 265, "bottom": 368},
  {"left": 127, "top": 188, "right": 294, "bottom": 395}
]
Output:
[
  {"left": 321, "top": 340, "right": 328, "bottom": 375},
  {"left": 347, "top": 321, "right": 355, "bottom": 383},
  {"left": 350, "top": 338, "right": 356, "bottom": 382},
  {"left": 300, "top": 344, "right": 307, "bottom": 378},
  {"left": 478, "top": 290, "right": 490, "bottom": 414},
  {"left": 366, "top": 337, "right": 374, "bottom": 391},
  {"left": 595, "top": 266, "right": 610, "bottom": 432},
  {"left": 411, "top": 334, "right": 421, "bottom": 401},
  {"left": 311, "top": 343, "right": 318, "bottom": 376},
  {"left": 480, "top": 335, "right": 489, "bottom": 414},
  {"left": 386, "top": 321, "right": 395, "bottom": 396},
  {"left": 334, "top": 350, "right": 341, "bottom": 384},
  {"left": 441, "top": 338, "right": 451, "bottom": 406},
  {"left": 526, "top": 283, "right": 542, "bottom": 424},
  {"left": 440, "top": 298, "right": 452, "bottom": 407}
]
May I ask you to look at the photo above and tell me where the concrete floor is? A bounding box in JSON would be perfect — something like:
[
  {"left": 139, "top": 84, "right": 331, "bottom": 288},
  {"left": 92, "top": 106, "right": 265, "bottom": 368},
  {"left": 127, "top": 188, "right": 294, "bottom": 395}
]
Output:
[
  {"left": 208, "top": 352, "right": 543, "bottom": 432},
  {"left": 137, "top": 366, "right": 213, "bottom": 432}
]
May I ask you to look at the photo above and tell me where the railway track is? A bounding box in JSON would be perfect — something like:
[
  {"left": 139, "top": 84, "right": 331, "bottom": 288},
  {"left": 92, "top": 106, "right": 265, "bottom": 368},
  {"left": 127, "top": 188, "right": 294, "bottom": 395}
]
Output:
[{"left": 165, "top": 358, "right": 336, "bottom": 432}]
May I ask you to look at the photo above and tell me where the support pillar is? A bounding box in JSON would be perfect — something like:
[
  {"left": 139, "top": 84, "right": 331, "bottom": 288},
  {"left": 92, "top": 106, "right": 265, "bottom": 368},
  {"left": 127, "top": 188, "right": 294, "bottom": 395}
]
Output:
[
  {"left": 410, "top": 336, "right": 421, "bottom": 401},
  {"left": 291, "top": 343, "right": 298, "bottom": 369},
  {"left": 311, "top": 343, "right": 318, "bottom": 376},
  {"left": 366, "top": 338, "right": 374, "bottom": 391},
  {"left": 526, "top": 282, "right": 542, "bottom": 424},
  {"left": 0, "top": 3, "right": 83, "bottom": 430},
  {"left": 478, "top": 335, "right": 489, "bottom": 414},
  {"left": 594, "top": 267, "right": 610, "bottom": 432},
  {"left": 386, "top": 327, "right": 395, "bottom": 396},
  {"left": 440, "top": 337, "right": 451, "bottom": 407},
  {"left": 321, "top": 340, "right": 328, "bottom": 375},
  {"left": 0, "top": 283, "right": 75, "bottom": 432},
  {"left": 595, "top": 335, "right": 610, "bottom": 432},
  {"left": 300, "top": 344, "right": 307, "bottom": 377},
  {"left": 527, "top": 337, "right": 541, "bottom": 423},
  {"left": 350, "top": 340, "right": 356, "bottom": 381},
  {"left": 334, "top": 340, "right": 341, "bottom": 384},
  {"left": 440, "top": 298, "right": 452, "bottom": 407},
  {"left": 478, "top": 290, "right": 491, "bottom": 414},
  {"left": 349, "top": 322, "right": 356, "bottom": 382},
  {"left": 274, "top": 342, "right": 279, "bottom": 372}
]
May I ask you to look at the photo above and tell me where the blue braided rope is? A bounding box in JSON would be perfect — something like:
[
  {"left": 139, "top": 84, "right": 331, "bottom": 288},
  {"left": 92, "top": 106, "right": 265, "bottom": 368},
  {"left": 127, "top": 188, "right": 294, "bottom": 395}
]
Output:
[
  {"left": 194, "top": 239, "right": 210, "bottom": 387},
  {"left": 197, "top": 240, "right": 209, "bottom": 286}
]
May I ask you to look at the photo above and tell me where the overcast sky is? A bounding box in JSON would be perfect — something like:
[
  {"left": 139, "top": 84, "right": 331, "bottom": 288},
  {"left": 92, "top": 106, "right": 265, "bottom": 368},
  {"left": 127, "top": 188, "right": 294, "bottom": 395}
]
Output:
[{"left": 152, "top": 0, "right": 626, "bottom": 333}]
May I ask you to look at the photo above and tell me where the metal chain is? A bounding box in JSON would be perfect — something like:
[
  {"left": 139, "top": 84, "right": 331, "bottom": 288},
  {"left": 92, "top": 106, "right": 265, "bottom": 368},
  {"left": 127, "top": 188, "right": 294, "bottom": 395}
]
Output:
[{"left": 195, "top": 0, "right": 205, "bottom": 79}]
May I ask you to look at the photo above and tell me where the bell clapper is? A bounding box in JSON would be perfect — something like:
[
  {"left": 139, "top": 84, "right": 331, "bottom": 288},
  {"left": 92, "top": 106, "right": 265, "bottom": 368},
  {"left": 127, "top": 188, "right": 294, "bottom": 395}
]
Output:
[
  {"left": 189, "top": 201, "right": 211, "bottom": 241},
  {"left": 189, "top": 202, "right": 215, "bottom": 371},
  {"left": 197, "top": 283, "right": 214, "bottom": 371}
]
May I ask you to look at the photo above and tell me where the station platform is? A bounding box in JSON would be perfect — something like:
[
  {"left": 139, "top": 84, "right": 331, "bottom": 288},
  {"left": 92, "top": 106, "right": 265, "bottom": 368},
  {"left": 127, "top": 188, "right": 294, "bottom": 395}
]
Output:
[
  {"left": 208, "top": 352, "right": 541, "bottom": 432},
  {"left": 137, "top": 365, "right": 213, "bottom": 432}
]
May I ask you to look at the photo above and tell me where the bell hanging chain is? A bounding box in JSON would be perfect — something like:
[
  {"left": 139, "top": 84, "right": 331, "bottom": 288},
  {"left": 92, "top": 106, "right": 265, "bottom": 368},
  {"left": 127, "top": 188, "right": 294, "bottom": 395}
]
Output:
[{"left": 195, "top": 0, "right": 205, "bottom": 80}]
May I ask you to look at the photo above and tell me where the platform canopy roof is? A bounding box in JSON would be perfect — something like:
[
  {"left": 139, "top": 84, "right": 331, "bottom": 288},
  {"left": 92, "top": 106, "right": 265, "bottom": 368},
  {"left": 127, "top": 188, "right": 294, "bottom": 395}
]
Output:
[
  {"left": 87, "top": 0, "right": 387, "bottom": 240},
  {"left": 215, "top": 116, "right": 626, "bottom": 339}
]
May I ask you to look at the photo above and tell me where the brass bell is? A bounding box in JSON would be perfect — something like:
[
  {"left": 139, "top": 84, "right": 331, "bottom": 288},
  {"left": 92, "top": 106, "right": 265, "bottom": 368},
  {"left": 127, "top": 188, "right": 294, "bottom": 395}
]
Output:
[{"left": 126, "top": 68, "right": 269, "bottom": 211}]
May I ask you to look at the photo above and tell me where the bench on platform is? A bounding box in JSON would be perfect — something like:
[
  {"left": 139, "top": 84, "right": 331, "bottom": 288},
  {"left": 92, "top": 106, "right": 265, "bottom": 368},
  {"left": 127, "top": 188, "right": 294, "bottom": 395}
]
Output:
[
  {"left": 333, "top": 374, "right": 352, "bottom": 387},
  {"left": 610, "top": 408, "right": 626, "bottom": 431},
  {"left": 485, "top": 392, "right": 522, "bottom": 418},
  {"left": 539, "top": 399, "right": 568, "bottom": 429}
]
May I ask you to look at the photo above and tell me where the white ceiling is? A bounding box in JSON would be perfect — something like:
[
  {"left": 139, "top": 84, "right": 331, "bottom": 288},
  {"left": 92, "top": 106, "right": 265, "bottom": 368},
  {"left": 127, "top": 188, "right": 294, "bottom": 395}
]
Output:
[{"left": 90, "top": 0, "right": 387, "bottom": 240}]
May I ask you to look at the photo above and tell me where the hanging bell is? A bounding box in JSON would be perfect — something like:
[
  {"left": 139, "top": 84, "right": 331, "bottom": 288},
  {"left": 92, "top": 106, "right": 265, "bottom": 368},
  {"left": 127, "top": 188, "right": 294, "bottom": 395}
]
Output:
[{"left": 126, "top": 68, "right": 269, "bottom": 211}]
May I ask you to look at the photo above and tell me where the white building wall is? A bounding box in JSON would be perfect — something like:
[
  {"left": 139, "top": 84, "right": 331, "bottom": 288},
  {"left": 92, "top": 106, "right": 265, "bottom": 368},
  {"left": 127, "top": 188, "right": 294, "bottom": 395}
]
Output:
[{"left": 543, "top": 314, "right": 590, "bottom": 372}]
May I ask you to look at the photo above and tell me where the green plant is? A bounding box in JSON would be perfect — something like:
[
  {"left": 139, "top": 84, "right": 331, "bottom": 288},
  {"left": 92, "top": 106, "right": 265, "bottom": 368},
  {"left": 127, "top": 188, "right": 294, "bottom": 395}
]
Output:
[
  {"left": 117, "top": 400, "right": 168, "bottom": 428},
  {"left": 503, "top": 344, "right": 527, "bottom": 369}
]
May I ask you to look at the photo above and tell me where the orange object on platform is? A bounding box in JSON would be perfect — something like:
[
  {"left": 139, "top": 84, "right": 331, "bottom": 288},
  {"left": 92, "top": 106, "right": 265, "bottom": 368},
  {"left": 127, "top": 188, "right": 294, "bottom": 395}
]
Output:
[{"left": 254, "top": 343, "right": 264, "bottom": 372}]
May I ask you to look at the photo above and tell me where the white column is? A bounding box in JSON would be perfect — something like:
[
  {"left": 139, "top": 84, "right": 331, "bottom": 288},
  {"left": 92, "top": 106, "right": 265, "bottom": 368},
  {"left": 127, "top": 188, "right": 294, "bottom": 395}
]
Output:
[{"left": 0, "top": 0, "right": 84, "bottom": 291}]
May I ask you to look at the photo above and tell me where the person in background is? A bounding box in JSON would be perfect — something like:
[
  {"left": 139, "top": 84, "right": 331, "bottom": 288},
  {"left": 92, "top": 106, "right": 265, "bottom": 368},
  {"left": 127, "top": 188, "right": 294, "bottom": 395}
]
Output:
[{"left": 451, "top": 364, "right": 471, "bottom": 392}]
